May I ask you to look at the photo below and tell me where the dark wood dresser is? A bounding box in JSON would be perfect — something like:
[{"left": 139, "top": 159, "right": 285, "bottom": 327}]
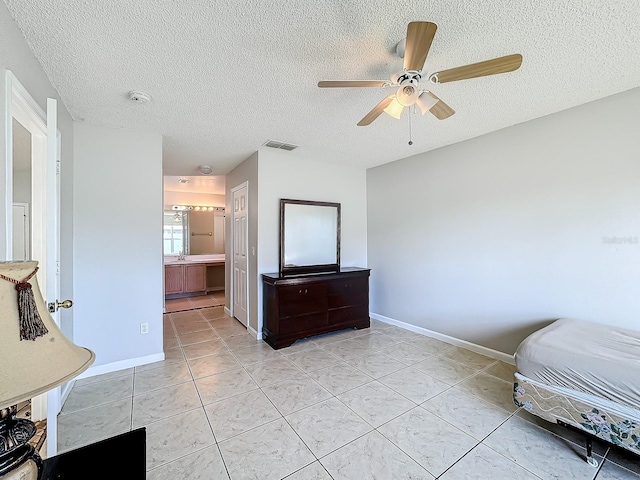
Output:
[{"left": 262, "top": 267, "right": 371, "bottom": 349}]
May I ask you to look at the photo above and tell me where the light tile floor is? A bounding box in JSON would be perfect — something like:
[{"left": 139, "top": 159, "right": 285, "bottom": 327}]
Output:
[
  {"left": 57, "top": 309, "right": 640, "bottom": 479},
  {"left": 164, "top": 291, "right": 225, "bottom": 313}
]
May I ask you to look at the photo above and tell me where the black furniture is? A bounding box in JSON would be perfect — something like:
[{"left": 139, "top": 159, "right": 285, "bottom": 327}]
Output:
[
  {"left": 41, "top": 428, "right": 146, "bottom": 479},
  {"left": 262, "top": 268, "right": 370, "bottom": 349}
]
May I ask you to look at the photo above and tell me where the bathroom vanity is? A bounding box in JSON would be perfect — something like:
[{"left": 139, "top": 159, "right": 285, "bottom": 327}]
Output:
[{"left": 164, "top": 254, "right": 225, "bottom": 298}]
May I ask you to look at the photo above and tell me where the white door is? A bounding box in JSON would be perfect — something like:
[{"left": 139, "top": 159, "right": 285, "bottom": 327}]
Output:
[
  {"left": 232, "top": 183, "right": 248, "bottom": 326},
  {"left": 5, "top": 73, "right": 62, "bottom": 457}
]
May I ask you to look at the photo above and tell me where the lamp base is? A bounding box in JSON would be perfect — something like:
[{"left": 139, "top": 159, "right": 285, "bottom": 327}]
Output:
[{"left": 0, "top": 408, "right": 42, "bottom": 480}]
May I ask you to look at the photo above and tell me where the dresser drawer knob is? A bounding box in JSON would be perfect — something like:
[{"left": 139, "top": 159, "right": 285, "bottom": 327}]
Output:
[{"left": 298, "top": 289, "right": 308, "bottom": 294}]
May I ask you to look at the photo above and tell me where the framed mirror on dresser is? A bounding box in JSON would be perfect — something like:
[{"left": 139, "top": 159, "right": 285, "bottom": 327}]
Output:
[{"left": 262, "top": 199, "right": 370, "bottom": 349}]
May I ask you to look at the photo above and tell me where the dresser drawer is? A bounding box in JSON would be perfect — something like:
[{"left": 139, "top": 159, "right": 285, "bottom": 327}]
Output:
[
  {"left": 279, "top": 296, "right": 327, "bottom": 318},
  {"left": 279, "top": 312, "right": 327, "bottom": 335},
  {"left": 328, "top": 277, "right": 368, "bottom": 295},
  {"left": 328, "top": 304, "right": 369, "bottom": 325},
  {"left": 329, "top": 292, "right": 369, "bottom": 309},
  {"left": 278, "top": 283, "right": 327, "bottom": 302},
  {"left": 327, "top": 277, "right": 368, "bottom": 308}
]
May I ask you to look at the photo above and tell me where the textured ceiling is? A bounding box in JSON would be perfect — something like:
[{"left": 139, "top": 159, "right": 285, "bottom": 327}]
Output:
[{"left": 4, "top": 1, "right": 640, "bottom": 175}]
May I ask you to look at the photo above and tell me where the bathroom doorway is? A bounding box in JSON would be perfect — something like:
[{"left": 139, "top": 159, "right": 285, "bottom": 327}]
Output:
[{"left": 162, "top": 175, "right": 226, "bottom": 313}]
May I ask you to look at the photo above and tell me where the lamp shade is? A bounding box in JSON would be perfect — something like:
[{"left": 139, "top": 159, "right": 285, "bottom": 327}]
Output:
[{"left": 0, "top": 261, "right": 95, "bottom": 410}]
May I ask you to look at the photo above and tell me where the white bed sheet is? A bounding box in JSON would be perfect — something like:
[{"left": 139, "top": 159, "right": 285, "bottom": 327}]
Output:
[{"left": 514, "top": 318, "right": 640, "bottom": 410}]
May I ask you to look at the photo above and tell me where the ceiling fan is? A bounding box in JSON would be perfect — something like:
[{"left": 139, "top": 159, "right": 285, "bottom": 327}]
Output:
[{"left": 318, "top": 21, "right": 522, "bottom": 127}]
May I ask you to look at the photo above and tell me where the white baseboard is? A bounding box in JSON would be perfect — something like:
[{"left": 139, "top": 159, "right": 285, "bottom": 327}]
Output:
[
  {"left": 76, "top": 352, "right": 166, "bottom": 380},
  {"left": 247, "top": 323, "right": 262, "bottom": 339},
  {"left": 370, "top": 312, "right": 515, "bottom": 365}
]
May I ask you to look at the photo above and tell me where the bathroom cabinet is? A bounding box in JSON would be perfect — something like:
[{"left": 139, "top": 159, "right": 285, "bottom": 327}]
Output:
[
  {"left": 262, "top": 267, "right": 370, "bottom": 349},
  {"left": 164, "top": 264, "right": 206, "bottom": 295}
]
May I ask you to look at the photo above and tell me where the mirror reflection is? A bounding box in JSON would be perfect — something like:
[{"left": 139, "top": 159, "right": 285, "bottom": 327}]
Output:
[
  {"left": 280, "top": 199, "right": 340, "bottom": 275},
  {"left": 163, "top": 208, "right": 225, "bottom": 255}
]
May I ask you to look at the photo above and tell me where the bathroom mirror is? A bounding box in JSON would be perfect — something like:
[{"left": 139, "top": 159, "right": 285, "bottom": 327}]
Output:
[
  {"left": 163, "top": 208, "right": 225, "bottom": 256},
  {"left": 280, "top": 199, "right": 340, "bottom": 276}
]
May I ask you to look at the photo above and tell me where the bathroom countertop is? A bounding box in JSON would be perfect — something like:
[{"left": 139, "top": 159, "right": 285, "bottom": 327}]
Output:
[{"left": 164, "top": 254, "right": 225, "bottom": 265}]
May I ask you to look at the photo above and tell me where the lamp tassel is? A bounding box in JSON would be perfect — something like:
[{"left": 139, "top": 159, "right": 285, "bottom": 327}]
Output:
[
  {"left": 0, "top": 266, "right": 49, "bottom": 341},
  {"left": 16, "top": 282, "right": 48, "bottom": 341}
]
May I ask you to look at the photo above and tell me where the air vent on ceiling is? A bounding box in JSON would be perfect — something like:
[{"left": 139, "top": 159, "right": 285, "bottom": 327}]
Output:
[{"left": 263, "top": 140, "right": 298, "bottom": 151}]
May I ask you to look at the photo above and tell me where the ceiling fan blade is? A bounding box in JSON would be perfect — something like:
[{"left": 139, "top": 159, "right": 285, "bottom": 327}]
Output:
[
  {"left": 426, "top": 92, "right": 455, "bottom": 120},
  {"left": 403, "top": 21, "right": 438, "bottom": 72},
  {"left": 357, "top": 95, "right": 394, "bottom": 126},
  {"left": 318, "top": 80, "right": 387, "bottom": 88},
  {"left": 432, "top": 54, "right": 523, "bottom": 84}
]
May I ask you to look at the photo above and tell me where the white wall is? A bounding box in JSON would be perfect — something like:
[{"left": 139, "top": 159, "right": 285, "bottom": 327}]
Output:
[
  {"left": 73, "top": 122, "right": 164, "bottom": 368},
  {"left": 257, "top": 148, "right": 368, "bottom": 334},
  {"left": 367, "top": 87, "right": 640, "bottom": 354},
  {"left": 0, "top": 2, "right": 76, "bottom": 338}
]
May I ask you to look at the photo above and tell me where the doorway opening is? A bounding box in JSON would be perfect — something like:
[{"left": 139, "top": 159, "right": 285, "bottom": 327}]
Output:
[{"left": 162, "top": 175, "right": 226, "bottom": 313}]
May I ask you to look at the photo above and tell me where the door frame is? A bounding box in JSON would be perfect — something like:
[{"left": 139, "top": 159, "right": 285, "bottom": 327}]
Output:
[
  {"left": 4, "top": 70, "right": 62, "bottom": 457},
  {"left": 230, "top": 181, "right": 250, "bottom": 332}
]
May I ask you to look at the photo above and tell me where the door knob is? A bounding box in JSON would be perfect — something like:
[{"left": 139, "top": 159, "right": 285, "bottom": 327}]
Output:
[{"left": 48, "top": 299, "right": 73, "bottom": 313}]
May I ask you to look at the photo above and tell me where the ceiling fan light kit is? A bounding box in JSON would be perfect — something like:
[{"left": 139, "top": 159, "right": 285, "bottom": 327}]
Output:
[
  {"left": 383, "top": 96, "right": 404, "bottom": 119},
  {"left": 318, "top": 21, "right": 523, "bottom": 130}
]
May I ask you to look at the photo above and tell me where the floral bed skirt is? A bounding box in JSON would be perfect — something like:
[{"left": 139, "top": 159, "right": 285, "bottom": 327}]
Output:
[{"left": 513, "top": 373, "right": 640, "bottom": 456}]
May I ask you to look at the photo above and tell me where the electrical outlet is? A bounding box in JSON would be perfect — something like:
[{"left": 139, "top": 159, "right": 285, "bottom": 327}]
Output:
[{"left": 140, "top": 323, "right": 149, "bottom": 335}]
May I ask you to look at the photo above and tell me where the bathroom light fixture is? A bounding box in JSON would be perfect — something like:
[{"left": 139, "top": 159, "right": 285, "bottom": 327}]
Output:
[
  {"left": 198, "top": 165, "right": 213, "bottom": 175},
  {"left": 172, "top": 205, "right": 225, "bottom": 212}
]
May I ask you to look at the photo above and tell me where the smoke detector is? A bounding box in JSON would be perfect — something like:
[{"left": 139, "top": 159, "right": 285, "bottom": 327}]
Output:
[
  {"left": 128, "top": 90, "right": 151, "bottom": 103},
  {"left": 198, "top": 165, "right": 213, "bottom": 175}
]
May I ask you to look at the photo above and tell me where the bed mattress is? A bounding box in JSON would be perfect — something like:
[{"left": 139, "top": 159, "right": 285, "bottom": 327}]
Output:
[{"left": 514, "top": 318, "right": 640, "bottom": 410}]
